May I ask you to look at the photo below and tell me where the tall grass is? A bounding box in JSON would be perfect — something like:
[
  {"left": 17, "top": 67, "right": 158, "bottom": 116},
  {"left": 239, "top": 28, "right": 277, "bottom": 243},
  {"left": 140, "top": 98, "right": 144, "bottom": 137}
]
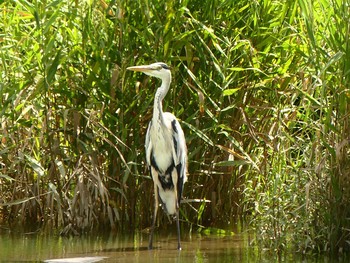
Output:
[{"left": 0, "top": 0, "right": 349, "bottom": 255}]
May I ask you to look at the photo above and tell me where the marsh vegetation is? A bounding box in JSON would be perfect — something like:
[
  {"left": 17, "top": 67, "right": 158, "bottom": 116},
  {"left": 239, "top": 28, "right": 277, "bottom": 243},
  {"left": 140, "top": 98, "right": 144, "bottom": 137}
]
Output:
[{"left": 1, "top": 0, "right": 349, "bottom": 256}]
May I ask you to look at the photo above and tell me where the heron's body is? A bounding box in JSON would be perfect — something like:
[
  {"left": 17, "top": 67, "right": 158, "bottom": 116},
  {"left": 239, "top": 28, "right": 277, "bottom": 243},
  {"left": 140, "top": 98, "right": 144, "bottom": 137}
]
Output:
[
  {"left": 127, "top": 62, "right": 187, "bottom": 250},
  {"left": 146, "top": 112, "right": 186, "bottom": 215}
]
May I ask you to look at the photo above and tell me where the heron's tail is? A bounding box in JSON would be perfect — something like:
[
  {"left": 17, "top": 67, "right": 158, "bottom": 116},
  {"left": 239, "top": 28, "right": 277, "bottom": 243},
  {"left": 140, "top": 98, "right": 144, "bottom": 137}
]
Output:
[{"left": 158, "top": 189, "right": 177, "bottom": 215}]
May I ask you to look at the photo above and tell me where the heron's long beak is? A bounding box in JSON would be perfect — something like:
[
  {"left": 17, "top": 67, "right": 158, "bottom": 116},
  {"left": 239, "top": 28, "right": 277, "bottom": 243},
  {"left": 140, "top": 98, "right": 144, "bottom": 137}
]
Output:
[{"left": 127, "top": 65, "right": 153, "bottom": 73}]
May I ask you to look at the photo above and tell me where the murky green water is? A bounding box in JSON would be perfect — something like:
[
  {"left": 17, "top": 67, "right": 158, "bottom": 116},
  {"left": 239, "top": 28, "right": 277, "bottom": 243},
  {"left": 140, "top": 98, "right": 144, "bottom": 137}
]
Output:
[{"left": 0, "top": 230, "right": 345, "bottom": 262}]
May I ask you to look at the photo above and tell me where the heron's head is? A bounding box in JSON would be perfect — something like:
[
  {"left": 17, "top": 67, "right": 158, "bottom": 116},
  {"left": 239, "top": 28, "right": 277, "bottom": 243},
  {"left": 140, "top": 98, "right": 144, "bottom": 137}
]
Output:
[{"left": 127, "top": 62, "right": 171, "bottom": 80}]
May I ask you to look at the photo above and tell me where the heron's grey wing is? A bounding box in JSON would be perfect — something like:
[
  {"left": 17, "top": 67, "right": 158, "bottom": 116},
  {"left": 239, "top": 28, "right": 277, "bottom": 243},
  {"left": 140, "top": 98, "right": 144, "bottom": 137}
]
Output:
[
  {"left": 169, "top": 117, "right": 187, "bottom": 205},
  {"left": 170, "top": 118, "right": 187, "bottom": 182}
]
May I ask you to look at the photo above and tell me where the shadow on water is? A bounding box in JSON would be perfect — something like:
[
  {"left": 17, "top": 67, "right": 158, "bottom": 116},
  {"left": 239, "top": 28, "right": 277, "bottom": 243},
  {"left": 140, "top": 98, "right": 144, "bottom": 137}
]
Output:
[
  {"left": 0, "top": 229, "right": 348, "bottom": 263},
  {"left": 99, "top": 246, "right": 150, "bottom": 252}
]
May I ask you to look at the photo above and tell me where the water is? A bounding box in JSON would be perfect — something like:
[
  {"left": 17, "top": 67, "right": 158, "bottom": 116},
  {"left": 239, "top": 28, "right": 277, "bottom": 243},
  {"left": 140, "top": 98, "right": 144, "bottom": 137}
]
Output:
[{"left": 0, "top": 230, "right": 345, "bottom": 262}]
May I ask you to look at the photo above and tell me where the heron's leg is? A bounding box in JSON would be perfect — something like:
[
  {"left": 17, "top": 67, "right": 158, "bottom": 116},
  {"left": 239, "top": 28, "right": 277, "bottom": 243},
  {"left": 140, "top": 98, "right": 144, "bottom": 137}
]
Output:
[
  {"left": 170, "top": 169, "right": 182, "bottom": 250},
  {"left": 176, "top": 205, "right": 181, "bottom": 250},
  {"left": 148, "top": 183, "right": 158, "bottom": 250}
]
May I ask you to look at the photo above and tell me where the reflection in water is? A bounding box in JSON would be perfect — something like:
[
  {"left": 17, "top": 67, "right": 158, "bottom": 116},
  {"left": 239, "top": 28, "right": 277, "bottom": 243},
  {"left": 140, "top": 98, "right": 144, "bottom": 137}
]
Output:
[
  {"left": 0, "top": 230, "right": 345, "bottom": 263},
  {"left": 44, "top": 257, "right": 107, "bottom": 263}
]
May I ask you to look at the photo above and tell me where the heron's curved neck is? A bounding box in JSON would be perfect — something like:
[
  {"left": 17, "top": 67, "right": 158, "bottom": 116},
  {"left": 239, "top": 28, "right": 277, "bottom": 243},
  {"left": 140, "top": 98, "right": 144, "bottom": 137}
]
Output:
[{"left": 153, "top": 74, "right": 171, "bottom": 124}]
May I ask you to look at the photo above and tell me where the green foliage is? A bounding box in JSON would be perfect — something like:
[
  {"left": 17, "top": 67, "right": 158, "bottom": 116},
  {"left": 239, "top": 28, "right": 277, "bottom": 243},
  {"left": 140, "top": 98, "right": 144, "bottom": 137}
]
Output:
[
  {"left": 0, "top": 0, "right": 349, "bottom": 256},
  {"left": 198, "top": 227, "right": 234, "bottom": 237}
]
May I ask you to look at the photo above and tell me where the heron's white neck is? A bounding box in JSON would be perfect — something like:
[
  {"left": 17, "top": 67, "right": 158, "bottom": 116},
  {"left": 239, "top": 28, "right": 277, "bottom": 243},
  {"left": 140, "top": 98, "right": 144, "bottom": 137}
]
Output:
[{"left": 153, "top": 74, "right": 171, "bottom": 124}]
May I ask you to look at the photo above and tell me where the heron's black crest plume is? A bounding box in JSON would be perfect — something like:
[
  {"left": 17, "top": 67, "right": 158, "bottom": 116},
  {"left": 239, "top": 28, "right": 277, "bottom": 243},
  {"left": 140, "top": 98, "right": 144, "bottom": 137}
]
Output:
[{"left": 160, "top": 63, "right": 170, "bottom": 70}]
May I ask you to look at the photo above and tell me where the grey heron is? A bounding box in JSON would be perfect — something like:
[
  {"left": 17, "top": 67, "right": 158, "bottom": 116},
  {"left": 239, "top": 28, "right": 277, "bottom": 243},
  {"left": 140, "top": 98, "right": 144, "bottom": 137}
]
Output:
[{"left": 127, "top": 62, "right": 187, "bottom": 250}]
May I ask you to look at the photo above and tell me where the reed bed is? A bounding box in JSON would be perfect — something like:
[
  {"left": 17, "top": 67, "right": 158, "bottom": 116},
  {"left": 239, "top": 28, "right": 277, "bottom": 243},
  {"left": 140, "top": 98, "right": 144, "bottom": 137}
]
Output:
[{"left": 0, "top": 0, "right": 349, "bottom": 255}]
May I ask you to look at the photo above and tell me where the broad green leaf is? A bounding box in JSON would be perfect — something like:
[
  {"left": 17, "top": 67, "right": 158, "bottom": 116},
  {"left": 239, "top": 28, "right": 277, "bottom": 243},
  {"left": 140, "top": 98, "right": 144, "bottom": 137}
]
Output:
[{"left": 223, "top": 88, "right": 241, "bottom": 96}]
